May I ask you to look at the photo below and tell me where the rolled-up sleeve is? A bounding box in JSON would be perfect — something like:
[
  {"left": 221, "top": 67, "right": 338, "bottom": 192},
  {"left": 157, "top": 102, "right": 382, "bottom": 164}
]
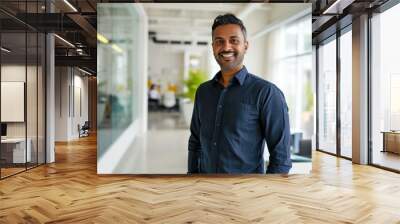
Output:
[
  {"left": 260, "top": 86, "right": 292, "bottom": 174},
  {"left": 188, "top": 89, "right": 202, "bottom": 173}
]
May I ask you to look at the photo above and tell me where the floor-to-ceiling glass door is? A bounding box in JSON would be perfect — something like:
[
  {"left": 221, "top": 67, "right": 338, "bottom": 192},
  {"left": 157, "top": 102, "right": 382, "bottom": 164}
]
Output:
[
  {"left": 316, "top": 25, "right": 353, "bottom": 160},
  {"left": 317, "top": 36, "right": 337, "bottom": 155}
]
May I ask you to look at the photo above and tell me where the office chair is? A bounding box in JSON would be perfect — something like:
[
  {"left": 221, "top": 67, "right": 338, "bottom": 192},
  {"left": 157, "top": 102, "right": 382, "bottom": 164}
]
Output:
[{"left": 79, "top": 121, "right": 90, "bottom": 138}]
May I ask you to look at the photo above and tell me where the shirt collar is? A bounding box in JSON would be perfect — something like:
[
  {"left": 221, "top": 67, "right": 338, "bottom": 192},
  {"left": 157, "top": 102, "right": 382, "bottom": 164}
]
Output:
[{"left": 213, "top": 66, "right": 248, "bottom": 86}]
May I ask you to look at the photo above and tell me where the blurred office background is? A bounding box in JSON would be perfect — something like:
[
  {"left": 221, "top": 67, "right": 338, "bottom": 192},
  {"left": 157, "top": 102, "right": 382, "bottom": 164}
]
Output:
[{"left": 97, "top": 3, "right": 313, "bottom": 174}]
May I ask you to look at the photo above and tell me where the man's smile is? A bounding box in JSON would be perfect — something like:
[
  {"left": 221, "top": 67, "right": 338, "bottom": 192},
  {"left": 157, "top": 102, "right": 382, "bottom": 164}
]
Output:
[{"left": 219, "top": 51, "right": 236, "bottom": 61}]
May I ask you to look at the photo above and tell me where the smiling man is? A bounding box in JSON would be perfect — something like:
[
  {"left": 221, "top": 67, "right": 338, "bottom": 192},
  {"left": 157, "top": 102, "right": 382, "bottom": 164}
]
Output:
[{"left": 188, "top": 13, "right": 292, "bottom": 174}]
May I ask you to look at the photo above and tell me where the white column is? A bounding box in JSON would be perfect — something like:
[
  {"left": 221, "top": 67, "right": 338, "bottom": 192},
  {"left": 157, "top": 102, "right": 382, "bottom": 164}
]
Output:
[
  {"left": 352, "top": 14, "right": 369, "bottom": 164},
  {"left": 46, "top": 33, "right": 55, "bottom": 163}
]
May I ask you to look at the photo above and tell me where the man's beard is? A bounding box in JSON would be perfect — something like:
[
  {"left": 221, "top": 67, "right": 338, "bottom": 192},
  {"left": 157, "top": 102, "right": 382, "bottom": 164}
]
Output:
[{"left": 215, "top": 50, "right": 244, "bottom": 72}]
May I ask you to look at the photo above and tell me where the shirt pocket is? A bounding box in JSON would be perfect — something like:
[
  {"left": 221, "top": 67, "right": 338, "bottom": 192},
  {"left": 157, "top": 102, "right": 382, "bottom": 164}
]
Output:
[
  {"left": 230, "top": 102, "right": 259, "bottom": 131},
  {"left": 239, "top": 102, "right": 258, "bottom": 120}
]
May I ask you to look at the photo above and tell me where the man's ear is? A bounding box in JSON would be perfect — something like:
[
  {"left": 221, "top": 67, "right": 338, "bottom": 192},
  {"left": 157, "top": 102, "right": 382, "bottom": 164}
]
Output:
[{"left": 244, "top": 40, "right": 249, "bottom": 51}]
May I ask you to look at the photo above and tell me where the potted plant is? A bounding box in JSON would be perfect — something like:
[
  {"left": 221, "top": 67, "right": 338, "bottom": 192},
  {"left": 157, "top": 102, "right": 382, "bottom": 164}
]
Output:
[{"left": 181, "top": 69, "right": 208, "bottom": 126}]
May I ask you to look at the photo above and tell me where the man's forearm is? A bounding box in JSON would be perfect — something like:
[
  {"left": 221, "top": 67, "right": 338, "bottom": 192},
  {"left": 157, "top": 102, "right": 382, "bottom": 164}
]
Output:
[{"left": 188, "top": 150, "right": 200, "bottom": 173}]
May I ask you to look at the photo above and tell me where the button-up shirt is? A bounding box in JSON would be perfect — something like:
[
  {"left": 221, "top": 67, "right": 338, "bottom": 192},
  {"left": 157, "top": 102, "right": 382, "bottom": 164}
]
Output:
[{"left": 188, "top": 66, "right": 292, "bottom": 174}]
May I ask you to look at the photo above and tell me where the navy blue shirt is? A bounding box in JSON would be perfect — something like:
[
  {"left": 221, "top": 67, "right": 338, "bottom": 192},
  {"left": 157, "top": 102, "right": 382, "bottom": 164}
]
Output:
[{"left": 188, "top": 66, "right": 292, "bottom": 174}]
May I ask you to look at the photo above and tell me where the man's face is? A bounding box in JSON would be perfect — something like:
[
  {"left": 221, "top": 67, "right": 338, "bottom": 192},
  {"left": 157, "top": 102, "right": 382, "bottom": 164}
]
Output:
[{"left": 212, "top": 24, "right": 248, "bottom": 72}]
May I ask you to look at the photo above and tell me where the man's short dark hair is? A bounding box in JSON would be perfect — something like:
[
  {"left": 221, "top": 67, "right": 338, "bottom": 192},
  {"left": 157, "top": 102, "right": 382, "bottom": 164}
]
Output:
[{"left": 212, "top": 13, "right": 247, "bottom": 40}]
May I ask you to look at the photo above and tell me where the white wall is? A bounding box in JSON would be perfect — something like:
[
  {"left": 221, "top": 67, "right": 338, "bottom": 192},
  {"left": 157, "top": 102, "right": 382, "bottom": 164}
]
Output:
[
  {"left": 148, "top": 41, "right": 211, "bottom": 93},
  {"left": 54, "top": 67, "right": 89, "bottom": 141},
  {"left": 1, "top": 64, "right": 47, "bottom": 163},
  {"left": 243, "top": 10, "right": 268, "bottom": 77},
  {"left": 1, "top": 65, "right": 39, "bottom": 137},
  {"left": 148, "top": 41, "right": 184, "bottom": 92},
  {"left": 1, "top": 65, "right": 26, "bottom": 139}
]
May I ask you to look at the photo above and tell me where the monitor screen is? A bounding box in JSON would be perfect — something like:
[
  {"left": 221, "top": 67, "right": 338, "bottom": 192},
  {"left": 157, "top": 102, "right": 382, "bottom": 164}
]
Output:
[{"left": 1, "top": 123, "right": 7, "bottom": 137}]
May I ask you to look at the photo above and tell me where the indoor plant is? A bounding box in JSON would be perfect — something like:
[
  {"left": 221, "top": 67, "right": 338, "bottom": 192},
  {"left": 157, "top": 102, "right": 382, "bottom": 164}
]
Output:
[{"left": 181, "top": 69, "right": 208, "bottom": 126}]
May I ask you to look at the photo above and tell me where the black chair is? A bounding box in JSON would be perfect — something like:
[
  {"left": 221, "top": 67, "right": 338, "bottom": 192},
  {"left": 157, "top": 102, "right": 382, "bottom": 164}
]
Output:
[{"left": 79, "top": 121, "right": 90, "bottom": 138}]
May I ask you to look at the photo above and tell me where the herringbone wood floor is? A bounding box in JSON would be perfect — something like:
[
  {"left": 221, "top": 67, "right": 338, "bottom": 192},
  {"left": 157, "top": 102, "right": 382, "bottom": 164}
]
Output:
[{"left": 1, "top": 134, "right": 400, "bottom": 223}]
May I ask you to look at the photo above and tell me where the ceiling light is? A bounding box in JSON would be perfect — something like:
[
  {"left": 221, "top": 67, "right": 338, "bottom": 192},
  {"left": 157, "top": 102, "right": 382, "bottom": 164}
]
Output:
[
  {"left": 54, "top": 34, "right": 75, "bottom": 48},
  {"left": 63, "top": 0, "right": 78, "bottom": 12},
  {"left": 1, "top": 47, "right": 11, "bottom": 53},
  {"left": 111, "top": 44, "right": 123, "bottom": 54},
  {"left": 97, "top": 33, "right": 109, "bottom": 44},
  {"left": 78, "top": 67, "right": 92, "bottom": 76},
  {"left": 322, "top": 0, "right": 354, "bottom": 15}
]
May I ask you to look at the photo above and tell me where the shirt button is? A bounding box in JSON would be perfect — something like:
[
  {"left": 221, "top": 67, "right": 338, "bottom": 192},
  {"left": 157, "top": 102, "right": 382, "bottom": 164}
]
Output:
[
  {"left": 218, "top": 105, "right": 222, "bottom": 108},
  {"left": 213, "top": 142, "right": 217, "bottom": 146}
]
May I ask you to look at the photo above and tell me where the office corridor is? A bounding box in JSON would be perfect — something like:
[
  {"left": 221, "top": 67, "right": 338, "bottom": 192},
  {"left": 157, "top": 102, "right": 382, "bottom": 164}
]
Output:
[{"left": 1, "top": 134, "right": 400, "bottom": 223}]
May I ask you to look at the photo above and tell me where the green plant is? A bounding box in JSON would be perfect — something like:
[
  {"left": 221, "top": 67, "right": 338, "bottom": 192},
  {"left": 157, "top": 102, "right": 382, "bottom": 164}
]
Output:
[{"left": 184, "top": 69, "right": 208, "bottom": 102}]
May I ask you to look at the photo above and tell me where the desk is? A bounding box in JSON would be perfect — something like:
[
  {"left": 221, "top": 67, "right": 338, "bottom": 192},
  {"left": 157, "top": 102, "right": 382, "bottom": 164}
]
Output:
[
  {"left": 382, "top": 131, "right": 400, "bottom": 154},
  {"left": 1, "top": 138, "right": 31, "bottom": 163}
]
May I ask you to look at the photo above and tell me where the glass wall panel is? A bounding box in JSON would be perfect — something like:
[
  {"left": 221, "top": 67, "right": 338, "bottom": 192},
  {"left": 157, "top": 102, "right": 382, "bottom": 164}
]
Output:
[
  {"left": 371, "top": 3, "right": 400, "bottom": 171},
  {"left": 340, "top": 29, "right": 352, "bottom": 158},
  {"left": 0, "top": 1, "right": 46, "bottom": 179},
  {"left": 263, "top": 14, "right": 313, "bottom": 174},
  {"left": 270, "top": 16, "right": 313, "bottom": 144},
  {"left": 318, "top": 37, "right": 337, "bottom": 154},
  {"left": 97, "top": 4, "right": 139, "bottom": 158},
  {"left": 27, "top": 30, "right": 38, "bottom": 169},
  {"left": 1, "top": 28, "right": 28, "bottom": 177},
  {"left": 38, "top": 32, "right": 45, "bottom": 165}
]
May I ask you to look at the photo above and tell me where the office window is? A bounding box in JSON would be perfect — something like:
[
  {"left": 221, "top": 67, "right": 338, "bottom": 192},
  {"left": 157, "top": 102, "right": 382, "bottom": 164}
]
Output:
[
  {"left": 318, "top": 37, "right": 337, "bottom": 154},
  {"left": 264, "top": 15, "right": 313, "bottom": 173},
  {"left": 272, "top": 16, "right": 313, "bottom": 140},
  {"left": 340, "top": 29, "right": 352, "bottom": 158},
  {"left": 371, "top": 3, "right": 400, "bottom": 171}
]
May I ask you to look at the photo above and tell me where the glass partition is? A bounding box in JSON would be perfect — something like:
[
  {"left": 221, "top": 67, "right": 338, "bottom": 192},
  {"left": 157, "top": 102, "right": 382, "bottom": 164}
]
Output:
[
  {"left": 339, "top": 29, "right": 352, "bottom": 158},
  {"left": 97, "top": 4, "right": 139, "bottom": 159},
  {"left": 0, "top": 1, "right": 46, "bottom": 179},
  {"left": 27, "top": 30, "right": 38, "bottom": 169},
  {"left": 318, "top": 37, "right": 337, "bottom": 154},
  {"left": 38, "top": 32, "right": 45, "bottom": 165},
  {"left": 1, "top": 30, "right": 28, "bottom": 177}
]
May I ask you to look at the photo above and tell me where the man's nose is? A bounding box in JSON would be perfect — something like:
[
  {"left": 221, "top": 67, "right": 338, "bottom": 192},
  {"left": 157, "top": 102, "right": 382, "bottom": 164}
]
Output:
[{"left": 221, "top": 41, "right": 233, "bottom": 51}]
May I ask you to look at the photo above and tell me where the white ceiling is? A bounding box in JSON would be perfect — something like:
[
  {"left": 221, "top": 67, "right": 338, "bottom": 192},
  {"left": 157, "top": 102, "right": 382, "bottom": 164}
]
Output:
[{"left": 143, "top": 3, "right": 271, "bottom": 43}]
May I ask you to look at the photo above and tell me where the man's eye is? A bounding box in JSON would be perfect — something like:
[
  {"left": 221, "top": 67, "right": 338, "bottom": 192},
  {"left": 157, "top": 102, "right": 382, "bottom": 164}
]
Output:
[
  {"left": 231, "top": 39, "right": 239, "bottom": 44},
  {"left": 216, "top": 40, "right": 224, "bottom": 45}
]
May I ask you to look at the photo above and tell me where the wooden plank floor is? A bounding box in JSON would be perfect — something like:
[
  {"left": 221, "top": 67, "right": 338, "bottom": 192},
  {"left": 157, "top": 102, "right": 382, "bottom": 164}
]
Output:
[{"left": 1, "top": 134, "right": 400, "bottom": 223}]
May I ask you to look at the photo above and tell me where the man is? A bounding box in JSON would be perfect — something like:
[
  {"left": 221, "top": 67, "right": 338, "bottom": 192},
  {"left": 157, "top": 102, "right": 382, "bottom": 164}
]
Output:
[{"left": 188, "top": 13, "right": 291, "bottom": 174}]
